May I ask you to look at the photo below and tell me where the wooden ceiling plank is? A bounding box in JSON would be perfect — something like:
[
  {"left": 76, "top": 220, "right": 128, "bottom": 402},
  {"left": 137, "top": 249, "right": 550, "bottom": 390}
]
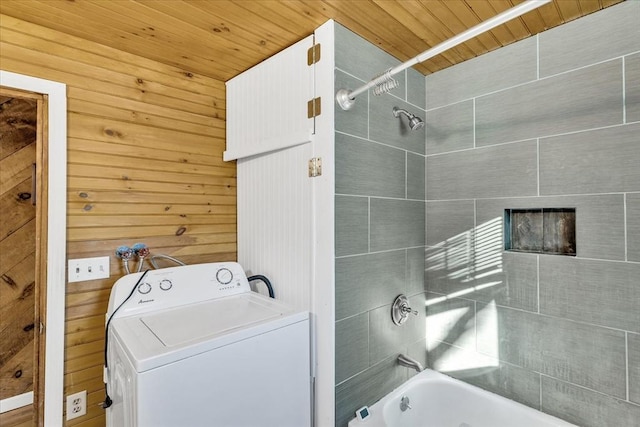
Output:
[
  {"left": 414, "top": 0, "right": 492, "bottom": 59},
  {"left": 535, "top": 0, "right": 564, "bottom": 30},
  {"left": 322, "top": 0, "right": 439, "bottom": 66},
  {"left": 0, "top": 14, "right": 222, "bottom": 92},
  {"left": 58, "top": 0, "right": 249, "bottom": 75},
  {"left": 555, "top": 0, "right": 583, "bottom": 22},
  {"left": 578, "top": 0, "right": 605, "bottom": 15},
  {"left": 486, "top": 0, "right": 534, "bottom": 39},
  {"left": 230, "top": 0, "right": 317, "bottom": 38},
  {"left": 468, "top": 1, "right": 520, "bottom": 45},
  {"left": 133, "top": 0, "right": 279, "bottom": 67},
  {"left": 1, "top": 0, "right": 234, "bottom": 79},
  {"left": 370, "top": 0, "right": 457, "bottom": 68},
  {"left": 443, "top": 0, "right": 502, "bottom": 53},
  {"left": 92, "top": 0, "right": 256, "bottom": 69},
  {"left": 182, "top": 0, "right": 299, "bottom": 51}
]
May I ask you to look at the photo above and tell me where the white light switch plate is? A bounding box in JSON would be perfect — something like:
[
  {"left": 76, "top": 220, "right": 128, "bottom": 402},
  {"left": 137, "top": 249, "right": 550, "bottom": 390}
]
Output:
[{"left": 68, "top": 256, "right": 110, "bottom": 282}]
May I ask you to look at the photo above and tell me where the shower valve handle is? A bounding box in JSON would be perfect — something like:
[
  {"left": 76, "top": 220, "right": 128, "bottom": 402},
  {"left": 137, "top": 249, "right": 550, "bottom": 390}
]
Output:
[{"left": 401, "top": 304, "right": 418, "bottom": 316}]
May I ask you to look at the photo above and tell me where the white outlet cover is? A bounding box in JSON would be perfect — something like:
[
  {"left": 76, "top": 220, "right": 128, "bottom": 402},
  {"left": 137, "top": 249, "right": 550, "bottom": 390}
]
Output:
[
  {"left": 66, "top": 390, "right": 87, "bottom": 420},
  {"left": 68, "top": 256, "right": 110, "bottom": 282}
]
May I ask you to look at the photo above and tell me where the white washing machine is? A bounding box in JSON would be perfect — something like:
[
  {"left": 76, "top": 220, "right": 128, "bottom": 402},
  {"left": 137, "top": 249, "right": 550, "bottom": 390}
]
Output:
[{"left": 104, "top": 262, "right": 311, "bottom": 427}]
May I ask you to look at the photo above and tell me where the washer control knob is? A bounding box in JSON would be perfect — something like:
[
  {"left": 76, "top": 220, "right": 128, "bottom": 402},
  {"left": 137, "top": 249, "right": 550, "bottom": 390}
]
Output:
[
  {"left": 216, "top": 267, "right": 233, "bottom": 285},
  {"left": 138, "top": 282, "right": 152, "bottom": 294},
  {"left": 159, "top": 279, "right": 172, "bottom": 291}
]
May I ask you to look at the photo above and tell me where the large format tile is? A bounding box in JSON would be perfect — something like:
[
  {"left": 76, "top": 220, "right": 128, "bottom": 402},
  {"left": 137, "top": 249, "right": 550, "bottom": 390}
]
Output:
[
  {"left": 426, "top": 140, "right": 537, "bottom": 200},
  {"left": 406, "top": 68, "right": 426, "bottom": 110},
  {"left": 627, "top": 53, "right": 640, "bottom": 123},
  {"left": 426, "top": 293, "right": 476, "bottom": 351},
  {"left": 476, "top": 59, "right": 623, "bottom": 146},
  {"left": 335, "top": 313, "right": 369, "bottom": 384},
  {"left": 426, "top": 249, "right": 538, "bottom": 313},
  {"left": 335, "top": 355, "right": 406, "bottom": 427},
  {"left": 539, "top": 1, "right": 640, "bottom": 77},
  {"left": 407, "top": 152, "right": 425, "bottom": 201},
  {"left": 335, "top": 195, "right": 368, "bottom": 257},
  {"left": 336, "top": 133, "right": 406, "bottom": 198},
  {"left": 370, "top": 198, "right": 425, "bottom": 251},
  {"left": 477, "top": 305, "right": 627, "bottom": 398},
  {"left": 426, "top": 100, "right": 474, "bottom": 155},
  {"left": 335, "top": 23, "right": 405, "bottom": 92},
  {"left": 541, "top": 376, "right": 640, "bottom": 427},
  {"left": 628, "top": 193, "right": 640, "bottom": 262},
  {"left": 335, "top": 250, "right": 406, "bottom": 320},
  {"left": 539, "top": 257, "right": 640, "bottom": 333},
  {"left": 476, "top": 194, "right": 626, "bottom": 261},
  {"left": 539, "top": 123, "right": 640, "bottom": 195},
  {"left": 426, "top": 200, "right": 475, "bottom": 247},
  {"left": 406, "top": 247, "right": 425, "bottom": 297},
  {"left": 426, "top": 36, "right": 536, "bottom": 109},
  {"left": 629, "top": 333, "right": 640, "bottom": 405}
]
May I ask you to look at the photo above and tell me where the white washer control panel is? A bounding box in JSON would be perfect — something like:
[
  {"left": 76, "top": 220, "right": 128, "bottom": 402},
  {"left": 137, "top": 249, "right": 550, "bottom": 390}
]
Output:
[{"left": 108, "top": 262, "right": 252, "bottom": 319}]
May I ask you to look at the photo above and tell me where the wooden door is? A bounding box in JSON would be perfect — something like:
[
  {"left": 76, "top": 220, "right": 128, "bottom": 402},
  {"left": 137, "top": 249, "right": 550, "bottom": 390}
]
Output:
[{"left": 0, "top": 89, "right": 45, "bottom": 427}]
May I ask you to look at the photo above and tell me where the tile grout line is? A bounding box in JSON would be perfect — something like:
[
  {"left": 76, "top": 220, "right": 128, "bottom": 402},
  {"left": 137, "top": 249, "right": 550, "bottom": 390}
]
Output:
[
  {"left": 367, "top": 197, "right": 371, "bottom": 253},
  {"left": 536, "top": 34, "right": 540, "bottom": 81},
  {"left": 537, "top": 254, "right": 540, "bottom": 314},
  {"left": 622, "top": 56, "right": 626, "bottom": 124},
  {"left": 626, "top": 331, "right": 630, "bottom": 401},
  {"left": 537, "top": 138, "right": 540, "bottom": 197},
  {"left": 624, "top": 193, "right": 628, "bottom": 262}
]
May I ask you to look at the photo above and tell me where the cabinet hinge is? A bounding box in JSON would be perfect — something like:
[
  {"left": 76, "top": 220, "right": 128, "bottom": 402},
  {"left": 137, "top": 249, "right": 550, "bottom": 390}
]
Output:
[
  {"left": 307, "top": 97, "right": 321, "bottom": 119},
  {"left": 308, "top": 157, "right": 322, "bottom": 178},
  {"left": 307, "top": 43, "right": 321, "bottom": 65}
]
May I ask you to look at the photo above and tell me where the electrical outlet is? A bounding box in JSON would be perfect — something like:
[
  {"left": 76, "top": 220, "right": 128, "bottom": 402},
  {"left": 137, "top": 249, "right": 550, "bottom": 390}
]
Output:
[
  {"left": 68, "top": 256, "right": 110, "bottom": 282},
  {"left": 66, "top": 390, "right": 87, "bottom": 420}
]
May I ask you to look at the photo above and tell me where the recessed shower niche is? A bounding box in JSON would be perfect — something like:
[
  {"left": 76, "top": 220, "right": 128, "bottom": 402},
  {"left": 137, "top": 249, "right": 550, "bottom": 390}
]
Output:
[{"left": 504, "top": 208, "right": 576, "bottom": 255}]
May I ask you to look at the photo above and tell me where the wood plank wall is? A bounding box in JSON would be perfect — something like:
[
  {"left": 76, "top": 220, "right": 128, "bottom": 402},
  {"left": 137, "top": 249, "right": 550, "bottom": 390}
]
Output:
[{"left": 0, "top": 15, "right": 235, "bottom": 427}]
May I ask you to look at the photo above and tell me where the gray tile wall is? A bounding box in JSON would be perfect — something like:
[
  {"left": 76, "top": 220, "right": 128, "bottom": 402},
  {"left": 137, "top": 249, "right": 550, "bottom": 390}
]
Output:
[
  {"left": 424, "top": 2, "right": 640, "bottom": 426},
  {"left": 334, "top": 23, "right": 426, "bottom": 427}
]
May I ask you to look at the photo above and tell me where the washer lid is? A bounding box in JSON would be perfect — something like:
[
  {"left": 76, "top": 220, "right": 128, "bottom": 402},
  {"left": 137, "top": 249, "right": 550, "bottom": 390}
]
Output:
[
  {"left": 110, "top": 293, "right": 308, "bottom": 372},
  {"left": 140, "top": 293, "right": 284, "bottom": 347}
]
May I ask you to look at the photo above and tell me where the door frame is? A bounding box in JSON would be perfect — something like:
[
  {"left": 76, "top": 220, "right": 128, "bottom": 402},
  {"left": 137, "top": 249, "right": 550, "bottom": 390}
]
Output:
[{"left": 1, "top": 70, "right": 67, "bottom": 426}]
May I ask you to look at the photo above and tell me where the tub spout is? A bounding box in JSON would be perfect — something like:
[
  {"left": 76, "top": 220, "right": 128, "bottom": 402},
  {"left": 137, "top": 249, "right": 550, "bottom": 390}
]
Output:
[{"left": 397, "top": 354, "right": 424, "bottom": 373}]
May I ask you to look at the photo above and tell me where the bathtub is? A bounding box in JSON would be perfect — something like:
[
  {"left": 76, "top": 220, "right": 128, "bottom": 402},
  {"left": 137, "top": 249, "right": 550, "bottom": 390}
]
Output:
[{"left": 348, "top": 369, "right": 576, "bottom": 427}]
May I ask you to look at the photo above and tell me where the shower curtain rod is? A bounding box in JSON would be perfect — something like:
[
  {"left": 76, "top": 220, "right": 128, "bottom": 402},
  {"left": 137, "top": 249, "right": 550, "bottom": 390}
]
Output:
[{"left": 336, "top": 0, "right": 552, "bottom": 110}]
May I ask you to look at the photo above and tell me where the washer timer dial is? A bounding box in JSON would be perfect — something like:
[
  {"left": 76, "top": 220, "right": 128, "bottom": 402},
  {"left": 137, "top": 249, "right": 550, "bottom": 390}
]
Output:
[
  {"left": 138, "top": 282, "right": 152, "bottom": 294},
  {"left": 216, "top": 268, "right": 233, "bottom": 285},
  {"left": 159, "top": 279, "right": 173, "bottom": 291}
]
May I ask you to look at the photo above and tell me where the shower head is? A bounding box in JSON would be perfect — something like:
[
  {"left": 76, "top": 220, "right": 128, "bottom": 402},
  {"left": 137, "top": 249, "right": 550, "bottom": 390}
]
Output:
[{"left": 393, "top": 107, "right": 424, "bottom": 131}]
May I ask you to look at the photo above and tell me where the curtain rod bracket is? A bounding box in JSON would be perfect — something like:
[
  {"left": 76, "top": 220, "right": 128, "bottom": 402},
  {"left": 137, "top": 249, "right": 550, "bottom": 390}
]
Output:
[{"left": 336, "top": 89, "right": 355, "bottom": 110}]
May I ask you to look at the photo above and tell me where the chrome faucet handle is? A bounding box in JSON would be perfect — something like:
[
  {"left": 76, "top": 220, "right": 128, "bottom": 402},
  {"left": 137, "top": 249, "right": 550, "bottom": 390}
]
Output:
[{"left": 401, "top": 304, "right": 418, "bottom": 316}]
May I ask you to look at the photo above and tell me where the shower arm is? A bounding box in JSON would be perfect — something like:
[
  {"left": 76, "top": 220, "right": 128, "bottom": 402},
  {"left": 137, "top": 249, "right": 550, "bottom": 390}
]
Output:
[{"left": 336, "top": 0, "right": 552, "bottom": 110}]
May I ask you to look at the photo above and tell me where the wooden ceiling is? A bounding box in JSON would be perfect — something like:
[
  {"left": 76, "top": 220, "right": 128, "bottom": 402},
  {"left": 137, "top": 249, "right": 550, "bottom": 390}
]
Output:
[{"left": 0, "top": 0, "right": 625, "bottom": 82}]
